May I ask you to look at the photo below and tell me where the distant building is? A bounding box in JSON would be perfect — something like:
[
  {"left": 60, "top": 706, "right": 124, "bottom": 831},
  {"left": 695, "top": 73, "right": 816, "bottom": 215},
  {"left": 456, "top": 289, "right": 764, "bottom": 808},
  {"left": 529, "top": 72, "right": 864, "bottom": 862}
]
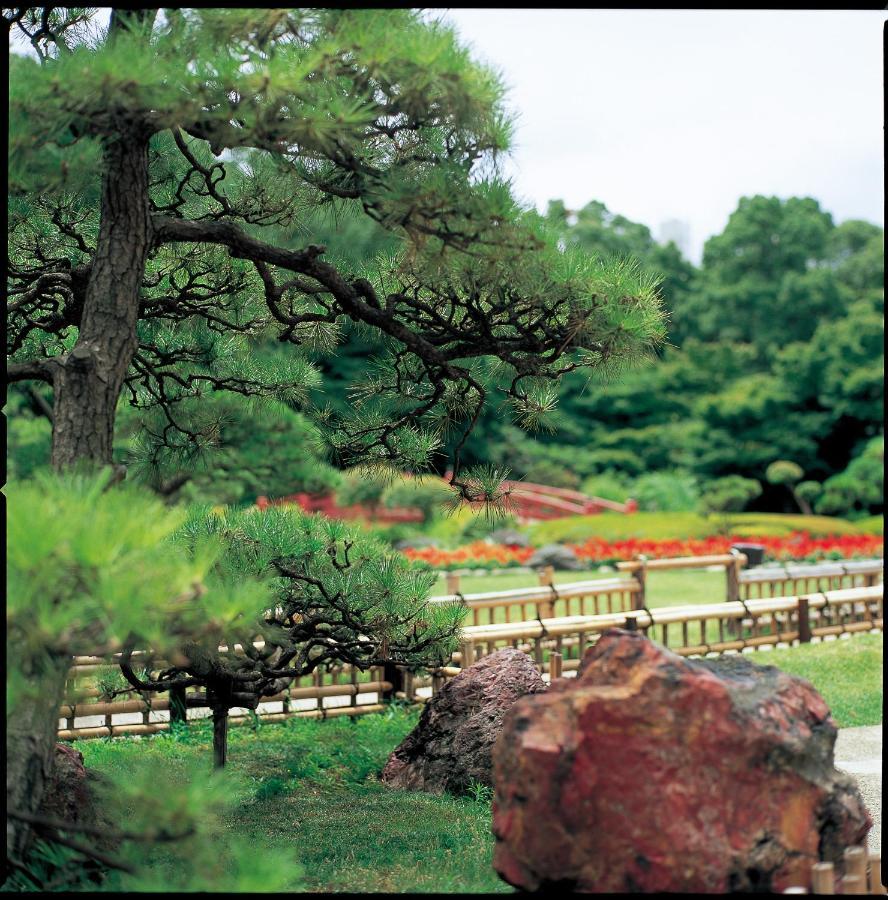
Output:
[{"left": 657, "top": 219, "right": 691, "bottom": 259}]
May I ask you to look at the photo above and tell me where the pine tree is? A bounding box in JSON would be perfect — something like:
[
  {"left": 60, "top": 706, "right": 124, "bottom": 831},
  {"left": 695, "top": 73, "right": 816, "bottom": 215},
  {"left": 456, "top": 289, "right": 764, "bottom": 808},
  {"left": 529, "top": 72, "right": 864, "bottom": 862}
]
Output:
[{"left": 6, "top": 6, "right": 665, "bottom": 867}]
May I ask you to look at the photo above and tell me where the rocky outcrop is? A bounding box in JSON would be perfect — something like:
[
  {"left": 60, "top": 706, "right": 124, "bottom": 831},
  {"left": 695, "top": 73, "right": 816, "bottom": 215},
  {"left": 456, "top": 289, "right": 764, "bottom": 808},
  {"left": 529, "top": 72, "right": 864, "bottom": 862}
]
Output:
[
  {"left": 382, "top": 649, "right": 546, "bottom": 795},
  {"left": 526, "top": 543, "right": 582, "bottom": 571},
  {"left": 492, "top": 629, "right": 871, "bottom": 893}
]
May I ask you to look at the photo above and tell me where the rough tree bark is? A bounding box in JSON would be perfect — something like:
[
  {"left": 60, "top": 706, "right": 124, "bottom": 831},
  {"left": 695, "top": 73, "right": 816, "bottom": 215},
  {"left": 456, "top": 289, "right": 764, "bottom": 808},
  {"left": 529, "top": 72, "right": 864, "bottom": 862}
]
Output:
[
  {"left": 5, "top": 656, "right": 73, "bottom": 864},
  {"left": 50, "top": 134, "right": 152, "bottom": 469},
  {"left": 7, "top": 128, "right": 152, "bottom": 866}
]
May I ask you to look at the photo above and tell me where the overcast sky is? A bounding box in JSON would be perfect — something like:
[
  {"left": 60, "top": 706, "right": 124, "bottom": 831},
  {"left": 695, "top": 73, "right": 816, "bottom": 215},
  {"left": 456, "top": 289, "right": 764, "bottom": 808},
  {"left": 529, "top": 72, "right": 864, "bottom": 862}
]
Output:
[{"left": 441, "top": 9, "right": 885, "bottom": 263}]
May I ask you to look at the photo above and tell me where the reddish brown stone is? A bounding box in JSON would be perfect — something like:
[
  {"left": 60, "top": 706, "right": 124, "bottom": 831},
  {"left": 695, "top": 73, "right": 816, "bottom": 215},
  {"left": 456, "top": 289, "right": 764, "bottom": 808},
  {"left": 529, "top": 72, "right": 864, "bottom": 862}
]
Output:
[
  {"left": 492, "top": 629, "right": 871, "bottom": 893},
  {"left": 38, "top": 744, "right": 93, "bottom": 824},
  {"left": 382, "top": 648, "right": 546, "bottom": 795}
]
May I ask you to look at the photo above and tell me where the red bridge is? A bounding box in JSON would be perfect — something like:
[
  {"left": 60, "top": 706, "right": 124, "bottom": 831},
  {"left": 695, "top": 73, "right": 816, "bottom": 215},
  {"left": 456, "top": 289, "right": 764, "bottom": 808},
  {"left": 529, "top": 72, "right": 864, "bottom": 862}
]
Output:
[{"left": 256, "top": 480, "right": 636, "bottom": 524}]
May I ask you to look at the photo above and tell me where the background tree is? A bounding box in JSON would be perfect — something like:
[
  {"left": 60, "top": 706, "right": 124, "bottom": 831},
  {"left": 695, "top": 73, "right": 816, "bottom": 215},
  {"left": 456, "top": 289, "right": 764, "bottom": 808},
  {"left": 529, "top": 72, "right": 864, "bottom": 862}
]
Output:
[
  {"left": 6, "top": 5, "right": 665, "bottom": 865},
  {"left": 765, "top": 460, "right": 811, "bottom": 515}
]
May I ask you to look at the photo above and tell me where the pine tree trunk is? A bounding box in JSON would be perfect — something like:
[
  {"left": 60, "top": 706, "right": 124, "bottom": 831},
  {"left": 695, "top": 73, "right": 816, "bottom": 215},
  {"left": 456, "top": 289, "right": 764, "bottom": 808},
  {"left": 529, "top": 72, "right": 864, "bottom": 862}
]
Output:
[
  {"left": 5, "top": 655, "right": 71, "bottom": 865},
  {"left": 212, "top": 707, "right": 230, "bottom": 769},
  {"left": 7, "top": 133, "right": 152, "bottom": 866},
  {"left": 51, "top": 134, "right": 152, "bottom": 468}
]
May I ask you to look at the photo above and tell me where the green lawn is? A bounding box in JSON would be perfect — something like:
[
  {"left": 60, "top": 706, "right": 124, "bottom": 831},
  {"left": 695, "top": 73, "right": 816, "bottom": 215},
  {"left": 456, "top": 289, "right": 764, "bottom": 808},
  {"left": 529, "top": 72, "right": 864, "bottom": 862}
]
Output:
[
  {"left": 527, "top": 510, "right": 873, "bottom": 544},
  {"left": 69, "top": 631, "right": 881, "bottom": 893},
  {"left": 758, "top": 632, "right": 883, "bottom": 728},
  {"left": 434, "top": 567, "right": 728, "bottom": 611}
]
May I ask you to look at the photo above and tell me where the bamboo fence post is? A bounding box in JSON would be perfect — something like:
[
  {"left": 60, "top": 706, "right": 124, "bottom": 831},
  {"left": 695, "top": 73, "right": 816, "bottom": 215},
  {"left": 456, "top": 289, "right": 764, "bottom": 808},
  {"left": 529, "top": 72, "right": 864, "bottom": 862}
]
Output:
[
  {"left": 350, "top": 665, "right": 359, "bottom": 708},
  {"left": 798, "top": 596, "right": 812, "bottom": 644},
  {"left": 811, "top": 861, "right": 835, "bottom": 894},
  {"left": 869, "top": 853, "right": 885, "bottom": 894},
  {"left": 403, "top": 669, "right": 415, "bottom": 702},
  {"left": 538, "top": 566, "right": 555, "bottom": 618},
  {"left": 633, "top": 556, "right": 648, "bottom": 610},
  {"left": 461, "top": 639, "right": 475, "bottom": 669},
  {"left": 446, "top": 571, "right": 461, "bottom": 595},
  {"left": 844, "top": 847, "right": 868, "bottom": 885},
  {"left": 842, "top": 874, "right": 865, "bottom": 894},
  {"left": 314, "top": 666, "right": 323, "bottom": 713},
  {"left": 726, "top": 550, "right": 742, "bottom": 604},
  {"left": 549, "top": 651, "right": 563, "bottom": 681}
]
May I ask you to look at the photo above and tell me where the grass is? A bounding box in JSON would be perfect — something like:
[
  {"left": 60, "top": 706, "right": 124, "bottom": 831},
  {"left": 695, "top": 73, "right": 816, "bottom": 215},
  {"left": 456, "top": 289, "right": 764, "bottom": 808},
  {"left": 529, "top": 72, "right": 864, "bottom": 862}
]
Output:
[
  {"left": 434, "top": 567, "right": 729, "bottom": 611},
  {"left": 758, "top": 632, "right": 883, "bottom": 728},
  {"left": 527, "top": 511, "right": 870, "bottom": 544},
  {"left": 69, "top": 631, "right": 882, "bottom": 892},
  {"left": 76, "top": 706, "right": 508, "bottom": 894},
  {"left": 855, "top": 515, "right": 884, "bottom": 536}
]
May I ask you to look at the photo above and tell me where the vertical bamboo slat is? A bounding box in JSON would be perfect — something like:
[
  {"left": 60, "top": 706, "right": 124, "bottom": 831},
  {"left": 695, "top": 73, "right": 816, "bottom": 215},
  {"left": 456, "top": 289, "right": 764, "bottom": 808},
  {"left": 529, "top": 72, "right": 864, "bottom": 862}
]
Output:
[
  {"left": 811, "top": 861, "right": 835, "bottom": 894},
  {"left": 869, "top": 854, "right": 885, "bottom": 894}
]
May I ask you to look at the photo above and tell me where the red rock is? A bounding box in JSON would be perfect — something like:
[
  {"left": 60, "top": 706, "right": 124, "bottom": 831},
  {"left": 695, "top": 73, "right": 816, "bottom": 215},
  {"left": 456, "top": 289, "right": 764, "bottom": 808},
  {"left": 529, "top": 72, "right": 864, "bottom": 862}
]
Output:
[
  {"left": 382, "top": 648, "right": 546, "bottom": 795},
  {"left": 38, "top": 744, "right": 93, "bottom": 824},
  {"left": 492, "top": 629, "right": 871, "bottom": 893}
]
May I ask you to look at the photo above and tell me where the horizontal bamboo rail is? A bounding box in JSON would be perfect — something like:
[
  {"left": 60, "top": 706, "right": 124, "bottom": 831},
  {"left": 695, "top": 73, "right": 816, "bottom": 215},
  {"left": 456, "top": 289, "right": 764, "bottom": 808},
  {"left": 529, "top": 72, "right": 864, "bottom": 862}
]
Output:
[
  {"left": 618, "top": 553, "right": 745, "bottom": 572},
  {"left": 57, "top": 702, "right": 386, "bottom": 741},
  {"left": 741, "top": 559, "right": 883, "bottom": 584},
  {"left": 428, "top": 576, "right": 642, "bottom": 624},
  {"left": 739, "top": 558, "right": 883, "bottom": 602},
  {"left": 454, "top": 585, "right": 883, "bottom": 676},
  {"left": 59, "top": 680, "right": 392, "bottom": 720}
]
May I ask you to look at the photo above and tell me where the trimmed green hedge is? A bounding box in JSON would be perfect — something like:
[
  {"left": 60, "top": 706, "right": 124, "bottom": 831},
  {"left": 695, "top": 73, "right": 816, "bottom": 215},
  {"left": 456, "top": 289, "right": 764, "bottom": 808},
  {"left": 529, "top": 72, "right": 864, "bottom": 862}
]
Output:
[{"left": 528, "top": 511, "right": 868, "bottom": 544}]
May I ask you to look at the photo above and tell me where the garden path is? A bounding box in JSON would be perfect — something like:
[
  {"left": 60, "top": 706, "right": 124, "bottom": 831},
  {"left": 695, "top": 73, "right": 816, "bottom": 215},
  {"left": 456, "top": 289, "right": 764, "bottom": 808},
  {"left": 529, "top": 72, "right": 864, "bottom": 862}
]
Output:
[{"left": 835, "top": 725, "right": 882, "bottom": 853}]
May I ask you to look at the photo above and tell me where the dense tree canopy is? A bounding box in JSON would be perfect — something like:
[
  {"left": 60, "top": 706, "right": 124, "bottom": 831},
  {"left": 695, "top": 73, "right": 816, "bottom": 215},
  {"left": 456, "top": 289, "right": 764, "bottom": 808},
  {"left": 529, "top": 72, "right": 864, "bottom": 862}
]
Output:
[{"left": 448, "top": 195, "right": 883, "bottom": 516}]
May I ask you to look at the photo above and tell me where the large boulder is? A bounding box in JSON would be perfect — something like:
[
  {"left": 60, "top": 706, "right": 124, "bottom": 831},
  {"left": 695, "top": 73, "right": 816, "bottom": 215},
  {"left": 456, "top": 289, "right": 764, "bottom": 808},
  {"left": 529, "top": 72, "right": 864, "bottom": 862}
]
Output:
[
  {"left": 492, "top": 629, "right": 871, "bottom": 893},
  {"left": 527, "top": 543, "right": 583, "bottom": 571},
  {"left": 382, "top": 649, "right": 546, "bottom": 795}
]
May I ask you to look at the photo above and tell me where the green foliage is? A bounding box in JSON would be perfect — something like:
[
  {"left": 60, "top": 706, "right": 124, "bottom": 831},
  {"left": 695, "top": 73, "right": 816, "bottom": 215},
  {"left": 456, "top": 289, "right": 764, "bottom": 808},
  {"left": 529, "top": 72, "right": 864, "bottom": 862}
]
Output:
[
  {"left": 631, "top": 470, "right": 700, "bottom": 513},
  {"left": 699, "top": 475, "right": 762, "bottom": 515},
  {"left": 580, "top": 470, "right": 632, "bottom": 503},
  {"left": 6, "top": 470, "right": 271, "bottom": 704},
  {"left": 765, "top": 460, "right": 804, "bottom": 486},
  {"left": 816, "top": 436, "right": 884, "bottom": 517},
  {"left": 794, "top": 481, "right": 823, "bottom": 513},
  {"left": 75, "top": 708, "right": 507, "bottom": 893},
  {"left": 336, "top": 467, "right": 389, "bottom": 511},
  {"left": 854, "top": 515, "right": 883, "bottom": 535},
  {"left": 382, "top": 476, "right": 452, "bottom": 523},
  {"left": 120, "top": 389, "right": 341, "bottom": 507}
]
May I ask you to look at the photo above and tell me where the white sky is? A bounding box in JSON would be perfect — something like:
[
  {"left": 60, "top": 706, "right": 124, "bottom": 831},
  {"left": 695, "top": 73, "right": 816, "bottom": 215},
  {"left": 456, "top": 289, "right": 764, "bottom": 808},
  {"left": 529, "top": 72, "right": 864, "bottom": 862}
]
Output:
[{"left": 441, "top": 9, "right": 886, "bottom": 263}]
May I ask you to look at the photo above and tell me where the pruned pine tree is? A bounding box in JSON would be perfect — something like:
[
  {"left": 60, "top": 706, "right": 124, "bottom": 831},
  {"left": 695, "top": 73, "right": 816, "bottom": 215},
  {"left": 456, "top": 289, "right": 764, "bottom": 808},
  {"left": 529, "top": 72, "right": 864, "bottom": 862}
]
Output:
[
  {"left": 5, "top": 470, "right": 286, "bottom": 883},
  {"left": 6, "top": 5, "right": 665, "bottom": 867},
  {"left": 120, "top": 504, "right": 463, "bottom": 769}
]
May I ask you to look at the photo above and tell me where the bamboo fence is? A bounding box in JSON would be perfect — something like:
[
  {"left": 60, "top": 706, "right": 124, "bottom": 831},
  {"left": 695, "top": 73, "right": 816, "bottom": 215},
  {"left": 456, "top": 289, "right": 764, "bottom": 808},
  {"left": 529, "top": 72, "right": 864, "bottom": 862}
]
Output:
[
  {"left": 783, "top": 845, "right": 885, "bottom": 894},
  {"left": 739, "top": 559, "right": 883, "bottom": 600},
  {"left": 57, "top": 556, "right": 884, "bottom": 741}
]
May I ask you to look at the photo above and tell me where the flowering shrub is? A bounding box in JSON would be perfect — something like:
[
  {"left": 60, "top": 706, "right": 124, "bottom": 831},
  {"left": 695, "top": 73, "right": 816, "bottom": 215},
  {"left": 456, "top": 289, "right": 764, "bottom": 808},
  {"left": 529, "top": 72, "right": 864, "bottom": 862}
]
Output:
[
  {"left": 400, "top": 532, "right": 883, "bottom": 571},
  {"left": 402, "top": 540, "right": 534, "bottom": 571}
]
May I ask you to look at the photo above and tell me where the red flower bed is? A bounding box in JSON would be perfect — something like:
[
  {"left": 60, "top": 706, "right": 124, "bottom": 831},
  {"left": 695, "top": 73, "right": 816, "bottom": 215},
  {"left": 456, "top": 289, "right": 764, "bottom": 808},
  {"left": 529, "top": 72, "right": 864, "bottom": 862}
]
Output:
[{"left": 400, "top": 532, "right": 884, "bottom": 571}]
